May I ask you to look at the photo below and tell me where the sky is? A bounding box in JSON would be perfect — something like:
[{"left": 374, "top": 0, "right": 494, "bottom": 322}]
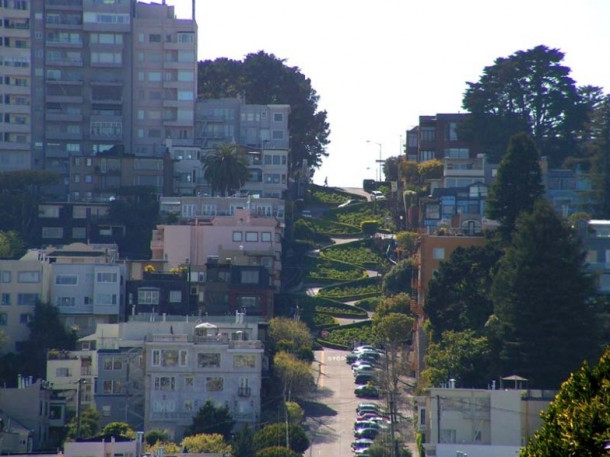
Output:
[{"left": 172, "top": 0, "right": 610, "bottom": 188}]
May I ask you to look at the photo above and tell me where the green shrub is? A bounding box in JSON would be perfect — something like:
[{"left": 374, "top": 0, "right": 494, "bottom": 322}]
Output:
[{"left": 361, "top": 220, "right": 379, "bottom": 237}]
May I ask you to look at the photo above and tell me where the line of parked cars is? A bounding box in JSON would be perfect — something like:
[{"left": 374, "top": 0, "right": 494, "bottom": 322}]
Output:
[{"left": 348, "top": 345, "right": 388, "bottom": 456}]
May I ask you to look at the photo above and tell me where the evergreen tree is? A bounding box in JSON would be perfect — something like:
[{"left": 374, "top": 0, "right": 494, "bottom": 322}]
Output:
[
  {"left": 587, "top": 95, "right": 610, "bottom": 218},
  {"left": 490, "top": 199, "right": 600, "bottom": 387},
  {"left": 521, "top": 347, "right": 610, "bottom": 456},
  {"left": 426, "top": 244, "right": 503, "bottom": 340},
  {"left": 185, "top": 400, "right": 235, "bottom": 440},
  {"left": 485, "top": 132, "right": 544, "bottom": 240}
]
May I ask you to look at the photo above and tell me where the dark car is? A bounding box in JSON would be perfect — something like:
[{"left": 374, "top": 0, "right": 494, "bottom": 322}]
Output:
[
  {"left": 355, "top": 373, "right": 376, "bottom": 385},
  {"left": 354, "top": 384, "right": 380, "bottom": 398}
]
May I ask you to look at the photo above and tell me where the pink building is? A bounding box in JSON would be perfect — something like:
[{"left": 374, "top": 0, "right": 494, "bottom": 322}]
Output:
[{"left": 150, "top": 208, "right": 283, "bottom": 288}]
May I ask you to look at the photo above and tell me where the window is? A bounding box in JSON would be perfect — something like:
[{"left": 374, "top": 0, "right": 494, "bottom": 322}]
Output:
[
  {"left": 273, "top": 113, "right": 284, "bottom": 122},
  {"left": 55, "top": 275, "right": 77, "bottom": 285},
  {"left": 55, "top": 367, "right": 72, "bottom": 377},
  {"left": 96, "top": 294, "right": 117, "bottom": 305},
  {"left": 240, "top": 270, "right": 259, "bottom": 284},
  {"left": 245, "top": 232, "right": 258, "bottom": 242},
  {"left": 169, "top": 290, "right": 182, "bottom": 303},
  {"left": 198, "top": 353, "right": 220, "bottom": 368},
  {"left": 149, "top": 34, "right": 161, "bottom": 43},
  {"left": 42, "top": 227, "right": 63, "bottom": 239},
  {"left": 103, "top": 357, "right": 122, "bottom": 370},
  {"left": 138, "top": 288, "right": 159, "bottom": 305},
  {"left": 56, "top": 296, "right": 76, "bottom": 307},
  {"left": 272, "top": 130, "right": 284, "bottom": 140},
  {"left": 234, "top": 355, "right": 255, "bottom": 368},
  {"left": 0, "top": 271, "right": 11, "bottom": 283},
  {"left": 102, "top": 380, "right": 122, "bottom": 394},
  {"left": 96, "top": 272, "right": 117, "bottom": 283},
  {"left": 18, "top": 271, "right": 40, "bottom": 283},
  {"left": 232, "top": 231, "right": 243, "bottom": 242},
  {"left": 206, "top": 377, "right": 223, "bottom": 392},
  {"left": 148, "top": 72, "right": 162, "bottom": 82},
  {"left": 184, "top": 376, "right": 194, "bottom": 389},
  {"left": 0, "top": 313, "right": 7, "bottom": 326},
  {"left": 154, "top": 376, "right": 176, "bottom": 391},
  {"left": 1, "top": 294, "right": 9, "bottom": 306},
  {"left": 261, "top": 232, "right": 272, "bottom": 242},
  {"left": 17, "top": 293, "right": 38, "bottom": 306},
  {"left": 432, "top": 248, "right": 445, "bottom": 260},
  {"left": 19, "top": 314, "right": 31, "bottom": 324}
]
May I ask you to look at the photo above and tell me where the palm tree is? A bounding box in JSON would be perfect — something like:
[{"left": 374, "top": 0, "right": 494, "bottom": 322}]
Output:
[{"left": 201, "top": 143, "right": 249, "bottom": 196}]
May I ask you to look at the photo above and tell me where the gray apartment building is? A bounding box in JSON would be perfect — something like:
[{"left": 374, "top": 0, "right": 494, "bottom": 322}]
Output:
[{"left": 0, "top": 0, "right": 196, "bottom": 200}]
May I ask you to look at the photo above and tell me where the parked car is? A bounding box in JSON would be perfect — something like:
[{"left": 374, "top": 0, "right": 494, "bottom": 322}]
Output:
[
  {"left": 351, "top": 438, "right": 374, "bottom": 452},
  {"left": 354, "top": 419, "right": 381, "bottom": 430},
  {"left": 357, "top": 351, "right": 381, "bottom": 363},
  {"left": 346, "top": 352, "right": 359, "bottom": 364},
  {"left": 352, "top": 361, "right": 374, "bottom": 372},
  {"left": 371, "top": 190, "right": 386, "bottom": 201},
  {"left": 358, "top": 411, "right": 391, "bottom": 422},
  {"left": 354, "top": 427, "right": 380, "bottom": 439},
  {"left": 356, "top": 403, "right": 381, "bottom": 415},
  {"left": 355, "top": 373, "right": 376, "bottom": 385},
  {"left": 354, "top": 366, "right": 376, "bottom": 378},
  {"left": 354, "top": 384, "right": 380, "bottom": 398}
]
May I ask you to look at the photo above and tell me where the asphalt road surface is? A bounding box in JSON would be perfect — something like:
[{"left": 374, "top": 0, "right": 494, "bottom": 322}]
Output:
[{"left": 304, "top": 348, "right": 385, "bottom": 457}]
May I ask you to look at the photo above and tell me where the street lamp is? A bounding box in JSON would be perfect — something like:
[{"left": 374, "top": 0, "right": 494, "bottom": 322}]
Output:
[{"left": 366, "top": 140, "right": 383, "bottom": 182}]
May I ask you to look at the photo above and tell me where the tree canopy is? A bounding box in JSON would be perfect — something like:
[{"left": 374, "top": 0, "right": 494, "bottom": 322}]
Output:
[
  {"left": 185, "top": 400, "right": 235, "bottom": 440},
  {"left": 252, "top": 423, "right": 310, "bottom": 454},
  {"left": 521, "top": 347, "right": 610, "bottom": 456},
  {"left": 197, "top": 51, "right": 330, "bottom": 172},
  {"left": 485, "top": 132, "right": 544, "bottom": 240},
  {"left": 462, "top": 45, "right": 594, "bottom": 165},
  {"left": 490, "top": 198, "right": 600, "bottom": 387},
  {"left": 181, "top": 433, "right": 232, "bottom": 454},
  {"left": 201, "top": 143, "right": 250, "bottom": 196},
  {"left": 426, "top": 243, "right": 502, "bottom": 340}
]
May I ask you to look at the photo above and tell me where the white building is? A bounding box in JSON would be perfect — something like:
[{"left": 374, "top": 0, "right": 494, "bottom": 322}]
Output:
[{"left": 415, "top": 384, "right": 554, "bottom": 457}]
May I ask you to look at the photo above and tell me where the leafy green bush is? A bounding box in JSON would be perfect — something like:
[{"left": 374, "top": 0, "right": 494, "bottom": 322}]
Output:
[
  {"left": 323, "top": 321, "right": 376, "bottom": 346},
  {"left": 320, "top": 239, "right": 390, "bottom": 269},
  {"left": 355, "top": 297, "right": 382, "bottom": 311},
  {"left": 308, "top": 184, "right": 366, "bottom": 205},
  {"left": 306, "top": 218, "right": 362, "bottom": 237},
  {"left": 361, "top": 220, "right": 379, "bottom": 237},
  {"left": 318, "top": 276, "right": 382, "bottom": 300},
  {"left": 313, "top": 313, "right": 338, "bottom": 328},
  {"left": 297, "top": 294, "right": 368, "bottom": 318},
  {"left": 304, "top": 256, "right": 367, "bottom": 282}
]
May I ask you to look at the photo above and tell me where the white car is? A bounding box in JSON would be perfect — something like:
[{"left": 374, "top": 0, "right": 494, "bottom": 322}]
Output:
[{"left": 371, "top": 190, "right": 385, "bottom": 201}]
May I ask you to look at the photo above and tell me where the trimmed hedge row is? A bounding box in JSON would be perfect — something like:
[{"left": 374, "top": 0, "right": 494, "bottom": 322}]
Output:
[
  {"left": 315, "top": 338, "right": 350, "bottom": 350},
  {"left": 296, "top": 294, "right": 368, "bottom": 319}
]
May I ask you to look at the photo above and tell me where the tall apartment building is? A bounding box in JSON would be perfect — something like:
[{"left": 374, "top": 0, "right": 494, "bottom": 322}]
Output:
[
  {"left": 0, "top": 0, "right": 196, "bottom": 200},
  {"left": 193, "top": 98, "right": 291, "bottom": 199}
]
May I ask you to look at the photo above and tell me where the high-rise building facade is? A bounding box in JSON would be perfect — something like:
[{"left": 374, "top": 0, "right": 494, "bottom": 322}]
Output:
[{"left": 0, "top": 0, "right": 196, "bottom": 199}]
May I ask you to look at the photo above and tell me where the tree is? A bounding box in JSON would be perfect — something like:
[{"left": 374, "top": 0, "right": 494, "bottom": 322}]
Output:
[
  {"left": 285, "top": 401, "right": 304, "bottom": 425},
  {"left": 521, "top": 347, "right": 610, "bottom": 456},
  {"left": 108, "top": 186, "right": 159, "bottom": 259},
  {"left": 368, "top": 431, "right": 412, "bottom": 457},
  {"left": 417, "top": 159, "right": 443, "bottom": 181},
  {"left": 145, "top": 429, "right": 170, "bottom": 447},
  {"left": 381, "top": 259, "right": 414, "bottom": 296},
  {"left": 373, "top": 293, "right": 412, "bottom": 321},
  {"left": 185, "top": 400, "right": 235, "bottom": 440},
  {"left": 273, "top": 351, "right": 315, "bottom": 402},
  {"left": 0, "top": 170, "right": 60, "bottom": 246},
  {"left": 198, "top": 51, "right": 330, "bottom": 173},
  {"left": 269, "top": 317, "right": 313, "bottom": 360},
  {"left": 0, "top": 230, "right": 24, "bottom": 259},
  {"left": 255, "top": 446, "right": 302, "bottom": 457},
  {"left": 147, "top": 441, "right": 182, "bottom": 455},
  {"left": 231, "top": 424, "right": 255, "bottom": 457},
  {"left": 422, "top": 330, "right": 491, "bottom": 389},
  {"left": 485, "top": 132, "right": 544, "bottom": 239},
  {"left": 425, "top": 244, "right": 503, "bottom": 341},
  {"left": 587, "top": 94, "right": 610, "bottom": 218},
  {"left": 66, "top": 407, "right": 100, "bottom": 440},
  {"left": 181, "top": 433, "right": 232, "bottom": 454},
  {"left": 374, "top": 313, "right": 414, "bottom": 345},
  {"left": 252, "top": 423, "right": 310, "bottom": 454},
  {"left": 490, "top": 199, "right": 600, "bottom": 388},
  {"left": 101, "top": 422, "right": 135, "bottom": 439},
  {"left": 21, "top": 301, "right": 77, "bottom": 379},
  {"left": 201, "top": 143, "right": 249, "bottom": 196},
  {"left": 462, "top": 45, "right": 591, "bottom": 165}
]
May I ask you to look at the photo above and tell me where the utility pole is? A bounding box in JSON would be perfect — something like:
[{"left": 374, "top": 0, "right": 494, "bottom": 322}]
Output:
[{"left": 76, "top": 378, "right": 83, "bottom": 439}]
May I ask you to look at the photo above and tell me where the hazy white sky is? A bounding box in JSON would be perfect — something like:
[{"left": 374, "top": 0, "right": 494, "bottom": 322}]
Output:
[{"left": 172, "top": 0, "right": 610, "bottom": 187}]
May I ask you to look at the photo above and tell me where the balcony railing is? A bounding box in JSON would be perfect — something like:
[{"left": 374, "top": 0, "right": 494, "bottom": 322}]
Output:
[{"left": 238, "top": 386, "right": 251, "bottom": 397}]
